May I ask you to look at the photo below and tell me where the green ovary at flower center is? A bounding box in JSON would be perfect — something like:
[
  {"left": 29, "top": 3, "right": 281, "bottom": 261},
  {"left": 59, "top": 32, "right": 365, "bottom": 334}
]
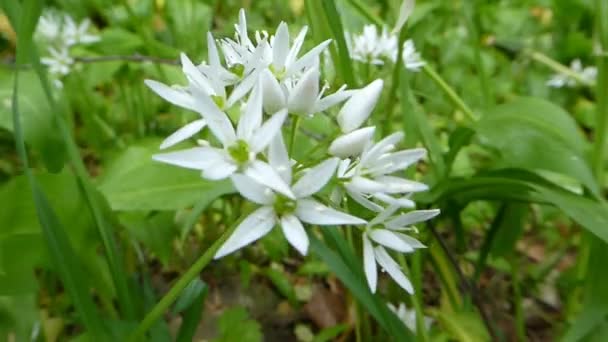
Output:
[
  {"left": 269, "top": 64, "right": 286, "bottom": 80},
  {"left": 273, "top": 194, "right": 297, "bottom": 216},
  {"left": 228, "top": 139, "right": 251, "bottom": 165},
  {"left": 211, "top": 95, "right": 225, "bottom": 109},
  {"left": 230, "top": 64, "right": 245, "bottom": 78}
]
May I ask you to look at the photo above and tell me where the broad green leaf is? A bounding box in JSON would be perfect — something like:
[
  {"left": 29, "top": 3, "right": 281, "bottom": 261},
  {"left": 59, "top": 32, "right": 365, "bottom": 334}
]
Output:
[
  {"left": 0, "top": 68, "right": 66, "bottom": 171},
  {"left": 0, "top": 294, "right": 38, "bottom": 341},
  {"left": 475, "top": 97, "right": 598, "bottom": 194},
  {"left": 120, "top": 212, "right": 177, "bottom": 265},
  {"left": 435, "top": 310, "right": 490, "bottom": 342},
  {"left": 98, "top": 142, "right": 234, "bottom": 211}
]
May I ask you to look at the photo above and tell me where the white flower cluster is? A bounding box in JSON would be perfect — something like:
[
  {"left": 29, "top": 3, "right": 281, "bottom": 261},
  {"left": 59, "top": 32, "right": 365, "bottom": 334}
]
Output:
[
  {"left": 547, "top": 59, "right": 597, "bottom": 88},
  {"left": 35, "top": 11, "right": 100, "bottom": 88},
  {"left": 146, "top": 9, "right": 439, "bottom": 295},
  {"left": 347, "top": 25, "right": 425, "bottom": 71}
]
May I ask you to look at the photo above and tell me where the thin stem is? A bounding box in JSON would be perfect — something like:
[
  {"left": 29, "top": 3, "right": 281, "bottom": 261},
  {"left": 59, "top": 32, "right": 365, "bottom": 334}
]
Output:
[
  {"left": 524, "top": 49, "right": 596, "bottom": 87},
  {"left": 383, "top": 27, "right": 408, "bottom": 136},
  {"left": 421, "top": 64, "right": 478, "bottom": 121},
  {"left": 75, "top": 55, "right": 179, "bottom": 65},
  {"left": 412, "top": 253, "right": 429, "bottom": 342},
  {"left": 593, "top": 0, "right": 608, "bottom": 186},
  {"left": 129, "top": 215, "right": 244, "bottom": 340},
  {"left": 427, "top": 221, "right": 499, "bottom": 341},
  {"left": 289, "top": 116, "right": 301, "bottom": 157},
  {"left": 344, "top": 0, "right": 384, "bottom": 27}
]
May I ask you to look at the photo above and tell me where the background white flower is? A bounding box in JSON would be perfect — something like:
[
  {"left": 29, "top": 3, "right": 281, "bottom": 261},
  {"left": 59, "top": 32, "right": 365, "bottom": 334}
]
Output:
[{"left": 388, "top": 302, "right": 433, "bottom": 333}]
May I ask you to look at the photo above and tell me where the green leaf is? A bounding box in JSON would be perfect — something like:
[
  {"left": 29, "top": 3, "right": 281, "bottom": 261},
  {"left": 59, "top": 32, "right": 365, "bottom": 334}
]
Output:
[
  {"left": 475, "top": 97, "right": 598, "bottom": 194},
  {"left": 98, "top": 142, "right": 235, "bottom": 211},
  {"left": 310, "top": 230, "right": 413, "bottom": 340},
  {"left": 165, "top": 0, "right": 212, "bottom": 57},
  {"left": 175, "top": 279, "right": 208, "bottom": 342},
  {"left": 264, "top": 266, "right": 297, "bottom": 306},
  {"left": 435, "top": 310, "right": 490, "bottom": 342},
  {"left": 212, "top": 307, "right": 263, "bottom": 342},
  {"left": 120, "top": 212, "right": 177, "bottom": 265}
]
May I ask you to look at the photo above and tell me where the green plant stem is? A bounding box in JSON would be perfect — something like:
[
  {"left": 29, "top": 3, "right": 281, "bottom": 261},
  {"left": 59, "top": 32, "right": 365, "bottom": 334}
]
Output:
[
  {"left": 525, "top": 49, "right": 596, "bottom": 87},
  {"left": 344, "top": 0, "right": 384, "bottom": 27},
  {"left": 511, "top": 259, "right": 526, "bottom": 341},
  {"left": 462, "top": 2, "right": 492, "bottom": 108},
  {"left": 383, "top": 27, "right": 408, "bottom": 136},
  {"left": 289, "top": 116, "right": 301, "bottom": 156},
  {"left": 129, "top": 217, "right": 243, "bottom": 340},
  {"left": 411, "top": 253, "right": 429, "bottom": 342},
  {"left": 422, "top": 64, "right": 478, "bottom": 121},
  {"left": 593, "top": 0, "right": 608, "bottom": 186}
]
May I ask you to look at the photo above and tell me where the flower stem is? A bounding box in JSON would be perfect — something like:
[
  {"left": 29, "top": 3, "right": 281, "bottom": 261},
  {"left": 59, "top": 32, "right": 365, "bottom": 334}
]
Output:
[
  {"left": 593, "top": 0, "right": 608, "bottom": 186},
  {"left": 289, "top": 116, "right": 301, "bottom": 156},
  {"left": 421, "top": 64, "right": 478, "bottom": 121},
  {"left": 524, "top": 49, "right": 596, "bottom": 87},
  {"left": 129, "top": 217, "right": 243, "bottom": 340},
  {"left": 344, "top": 0, "right": 384, "bottom": 27}
]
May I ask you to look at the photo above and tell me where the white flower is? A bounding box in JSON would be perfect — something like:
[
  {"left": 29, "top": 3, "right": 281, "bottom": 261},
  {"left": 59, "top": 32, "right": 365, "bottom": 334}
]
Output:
[
  {"left": 41, "top": 47, "right": 73, "bottom": 76},
  {"left": 63, "top": 16, "right": 100, "bottom": 46},
  {"left": 401, "top": 40, "right": 425, "bottom": 72},
  {"left": 387, "top": 302, "right": 433, "bottom": 333},
  {"left": 37, "top": 12, "right": 62, "bottom": 41},
  {"left": 348, "top": 25, "right": 397, "bottom": 65},
  {"left": 362, "top": 205, "right": 439, "bottom": 293},
  {"left": 215, "top": 134, "right": 366, "bottom": 258},
  {"left": 547, "top": 59, "right": 597, "bottom": 88},
  {"left": 336, "top": 132, "right": 429, "bottom": 212},
  {"left": 219, "top": 9, "right": 270, "bottom": 69},
  {"left": 260, "top": 67, "right": 353, "bottom": 116},
  {"left": 152, "top": 85, "right": 294, "bottom": 198}
]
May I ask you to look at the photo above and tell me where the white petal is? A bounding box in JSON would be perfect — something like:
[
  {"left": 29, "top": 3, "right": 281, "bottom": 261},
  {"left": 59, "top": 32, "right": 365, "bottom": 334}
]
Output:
[
  {"left": 203, "top": 159, "right": 237, "bottom": 180},
  {"left": 280, "top": 214, "right": 309, "bottom": 255},
  {"left": 393, "top": 0, "right": 415, "bottom": 34},
  {"left": 314, "top": 88, "right": 354, "bottom": 113},
  {"left": 230, "top": 174, "right": 274, "bottom": 205},
  {"left": 249, "top": 109, "right": 288, "bottom": 153},
  {"left": 361, "top": 132, "right": 404, "bottom": 166},
  {"left": 214, "top": 207, "right": 276, "bottom": 259},
  {"left": 296, "top": 199, "right": 366, "bottom": 225},
  {"left": 346, "top": 188, "right": 384, "bottom": 212},
  {"left": 286, "top": 39, "right": 332, "bottom": 77},
  {"left": 152, "top": 147, "right": 222, "bottom": 170},
  {"left": 363, "top": 234, "right": 378, "bottom": 293},
  {"left": 373, "top": 193, "right": 416, "bottom": 208},
  {"left": 386, "top": 209, "right": 440, "bottom": 229},
  {"left": 181, "top": 53, "right": 215, "bottom": 95},
  {"left": 160, "top": 119, "right": 206, "bottom": 149},
  {"left": 329, "top": 127, "right": 376, "bottom": 158},
  {"left": 144, "top": 80, "right": 196, "bottom": 112},
  {"left": 237, "top": 85, "right": 263, "bottom": 141},
  {"left": 348, "top": 176, "right": 386, "bottom": 194},
  {"left": 374, "top": 246, "right": 414, "bottom": 294},
  {"left": 337, "top": 79, "right": 383, "bottom": 133},
  {"left": 191, "top": 88, "right": 236, "bottom": 146},
  {"left": 369, "top": 204, "right": 400, "bottom": 226},
  {"left": 285, "top": 26, "right": 308, "bottom": 67},
  {"left": 245, "top": 161, "right": 295, "bottom": 199},
  {"left": 260, "top": 69, "right": 287, "bottom": 114},
  {"left": 268, "top": 132, "right": 292, "bottom": 184},
  {"left": 273, "top": 22, "right": 290, "bottom": 70},
  {"left": 226, "top": 69, "right": 260, "bottom": 107},
  {"left": 287, "top": 67, "right": 319, "bottom": 115},
  {"left": 207, "top": 32, "right": 221, "bottom": 67},
  {"left": 369, "top": 229, "right": 414, "bottom": 253},
  {"left": 395, "top": 233, "right": 426, "bottom": 249},
  {"left": 292, "top": 158, "right": 339, "bottom": 198},
  {"left": 367, "top": 148, "right": 426, "bottom": 175},
  {"left": 376, "top": 176, "right": 429, "bottom": 193}
]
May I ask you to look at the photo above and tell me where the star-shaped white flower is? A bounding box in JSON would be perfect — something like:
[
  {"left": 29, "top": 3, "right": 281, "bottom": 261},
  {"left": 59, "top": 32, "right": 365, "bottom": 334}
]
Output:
[
  {"left": 547, "top": 59, "right": 597, "bottom": 88},
  {"left": 362, "top": 205, "right": 439, "bottom": 293},
  {"left": 152, "top": 85, "right": 294, "bottom": 198},
  {"left": 215, "top": 133, "right": 366, "bottom": 259},
  {"left": 348, "top": 25, "right": 397, "bottom": 65},
  {"left": 335, "top": 131, "right": 428, "bottom": 212},
  {"left": 63, "top": 16, "right": 100, "bottom": 46}
]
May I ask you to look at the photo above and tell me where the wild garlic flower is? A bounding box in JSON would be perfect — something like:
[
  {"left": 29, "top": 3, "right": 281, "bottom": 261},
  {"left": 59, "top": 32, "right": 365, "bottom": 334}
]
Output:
[
  {"left": 153, "top": 86, "right": 294, "bottom": 198},
  {"left": 347, "top": 25, "right": 425, "bottom": 71},
  {"left": 362, "top": 205, "right": 439, "bottom": 293},
  {"left": 215, "top": 134, "right": 366, "bottom": 258},
  {"left": 388, "top": 302, "right": 433, "bottom": 333},
  {"left": 547, "top": 59, "right": 597, "bottom": 88},
  {"left": 35, "top": 10, "right": 100, "bottom": 88}
]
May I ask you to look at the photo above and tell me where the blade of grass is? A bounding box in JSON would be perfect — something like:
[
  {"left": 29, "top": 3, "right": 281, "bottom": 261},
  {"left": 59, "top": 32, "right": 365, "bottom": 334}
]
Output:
[
  {"left": 2, "top": 1, "right": 136, "bottom": 320},
  {"left": 319, "top": 0, "right": 356, "bottom": 87},
  {"left": 593, "top": 0, "right": 608, "bottom": 186},
  {"left": 6, "top": 0, "right": 105, "bottom": 336}
]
